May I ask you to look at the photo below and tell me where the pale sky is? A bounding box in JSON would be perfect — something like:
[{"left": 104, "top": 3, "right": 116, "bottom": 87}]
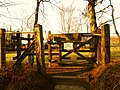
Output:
[{"left": 0, "top": 0, "right": 120, "bottom": 35}]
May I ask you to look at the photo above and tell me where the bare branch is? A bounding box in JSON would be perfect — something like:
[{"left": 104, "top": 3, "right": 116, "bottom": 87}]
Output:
[
  {"left": 98, "top": 17, "right": 120, "bottom": 28},
  {"left": 96, "top": 5, "right": 111, "bottom": 14},
  {"left": 0, "top": 1, "right": 20, "bottom": 7},
  {"left": 96, "top": 5, "right": 111, "bottom": 20},
  {"left": 95, "top": 0, "right": 105, "bottom": 6},
  {"left": 27, "top": 13, "right": 35, "bottom": 28},
  {"left": 52, "top": 0, "right": 61, "bottom": 3},
  {"left": 109, "top": 0, "right": 120, "bottom": 37}
]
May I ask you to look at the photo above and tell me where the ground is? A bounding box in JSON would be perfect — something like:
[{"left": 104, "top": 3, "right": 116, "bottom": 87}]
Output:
[{"left": 1, "top": 59, "right": 120, "bottom": 90}]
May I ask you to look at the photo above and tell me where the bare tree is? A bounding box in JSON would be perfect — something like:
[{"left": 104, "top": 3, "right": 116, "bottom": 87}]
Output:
[
  {"left": 85, "top": 0, "right": 120, "bottom": 37},
  {"left": 59, "top": 5, "right": 66, "bottom": 32},
  {"left": 58, "top": 4, "right": 82, "bottom": 33}
]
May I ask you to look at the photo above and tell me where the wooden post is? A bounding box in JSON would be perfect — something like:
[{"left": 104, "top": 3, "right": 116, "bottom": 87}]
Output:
[
  {"left": 31, "top": 35, "right": 34, "bottom": 66},
  {"left": 17, "top": 31, "right": 21, "bottom": 58},
  {"left": 0, "top": 30, "right": 1, "bottom": 67},
  {"left": 48, "top": 31, "right": 52, "bottom": 62},
  {"left": 101, "top": 24, "right": 110, "bottom": 65},
  {"left": 97, "top": 29, "right": 101, "bottom": 65},
  {"left": 59, "top": 44, "right": 62, "bottom": 61},
  {"left": 0, "top": 29, "right": 6, "bottom": 68},
  {"left": 34, "top": 24, "right": 45, "bottom": 74}
]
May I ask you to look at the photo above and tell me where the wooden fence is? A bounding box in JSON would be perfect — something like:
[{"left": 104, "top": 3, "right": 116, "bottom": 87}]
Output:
[
  {"left": 11, "top": 32, "right": 34, "bottom": 60},
  {"left": 0, "top": 30, "right": 35, "bottom": 68},
  {"left": 0, "top": 24, "right": 110, "bottom": 69}
]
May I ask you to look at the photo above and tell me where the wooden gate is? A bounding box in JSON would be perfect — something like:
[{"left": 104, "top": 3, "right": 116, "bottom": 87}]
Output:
[
  {"left": 48, "top": 24, "right": 110, "bottom": 69},
  {"left": 48, "top": 33, "right": 99, "bottom": 67}
]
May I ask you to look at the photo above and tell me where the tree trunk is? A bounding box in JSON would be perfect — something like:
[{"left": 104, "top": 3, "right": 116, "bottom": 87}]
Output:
[
  {"left": 34, "top": 0, "right": 41, "bottom": 25},
  {"left": 88, "top": 0, "right": 98, "bottom": 64},
  {"left": 88, "top": 0, "right": 97, "bottom": 33}
]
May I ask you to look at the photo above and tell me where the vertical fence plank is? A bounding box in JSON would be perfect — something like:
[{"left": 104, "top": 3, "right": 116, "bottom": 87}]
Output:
[
  {"left": 48, "top": 31, "right": 52, "bottom": 62},
  {"left": 17, "top": 31, "right": 21, "bottom": 59},
  {"left": 28, "top": 34, "right": 34, "bottom": 66},
  {"left": 101, "top": 24, "right": 110, "bottom": 65},
  {"left": 59, "top": 44, "right": 62, "bottom": 61},
  {"left": 28, "top": 34, "right": 32, "bottom": 65},
  {"left": 0, "top": 29, "right": 1, "bottom": 67},
  {"left": 0, "top": 29, "right": 6, "bottom": 68},
  {"left": 31, "top": 35, "right": 34, "bottom": 66},
  {"left": 34, "top": 24, "right": 45, "bottom": 74},
  {"left": 97, "top": 29, "right": 101, "bottom": 65}
]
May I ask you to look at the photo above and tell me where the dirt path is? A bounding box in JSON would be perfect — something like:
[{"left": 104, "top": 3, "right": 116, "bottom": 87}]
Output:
[
  {"left": 51, "top": 74, "right": 91, "bottom": 90},
  {"left": 55, "top": 85, "right": 86, "bottom": 90}
]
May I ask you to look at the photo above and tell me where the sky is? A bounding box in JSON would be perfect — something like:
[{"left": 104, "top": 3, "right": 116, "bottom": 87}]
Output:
[{"left": 0, "top": 0, "right": 120, "bottom": 35}]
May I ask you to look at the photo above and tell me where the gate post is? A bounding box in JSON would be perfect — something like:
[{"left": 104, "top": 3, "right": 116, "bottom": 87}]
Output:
[
  {"left": 34, "top": 24, "right": 45, "bottom": 74},
  {"left": 0, "top": 29, "right": 6, "bottom": 68},
  {"left": 48, "top": 31, "right": 52, "bottom": 62},
  {"left": 101, "top": 24, "right": 110, "bottom": 65}
]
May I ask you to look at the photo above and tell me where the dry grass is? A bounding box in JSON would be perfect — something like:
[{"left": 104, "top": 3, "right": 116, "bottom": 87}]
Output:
[
  {"left": 0, "top": 63, "right": 55, "bottom": 90},
  {"left": 89, "top": 63, "right": 120, "bottom": 90},
  {"left": 89, "top": 36, "right": 120, "bottom": 90}
]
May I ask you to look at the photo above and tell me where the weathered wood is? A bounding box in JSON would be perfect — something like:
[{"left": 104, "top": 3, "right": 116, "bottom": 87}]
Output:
[
  {"left": 21, "top": 37, "right": 33, "bottom": 40},
  {"left": 13, "top": 31, "right": 22, "bottom": 60},
  {"left": 5, "top": 31, "right": 34, "bottom": 34},
  {"left": 0, "top": 29, "right": 6, "bottom": 68},
  {"left": 27, "top": 52, "right": 59, "bottom": 56},
  {"left": 13, "top": 33, "right": 34, "bottom": 60},
  {"left": 97, "top": 29, "right": 101, "bottom": 65},
  {"left": 28, "top": 34, "right": 31, "bottom": 63},
  {"left": 13, "top": 32, "right": 21, "bottom": 60},
  {"left": 75, "top": 38, "right": 94, "bottom": 50},
  {"left": 0, "top": 30, "right": 1, "bottom": 67},
  {"left": 59, "top": 44, "right": 62, "bottom": 61},
  {"left": 47, "top": 29, "right": 108, "bottom": 70},
  {"left": 27, "top": 34, "right": 34, "bottom": 66},
  {"left": 50, "top": 33, "right": 101, "bottom": 41},
  {"left": 101, "top": 24, "right": 110, "bottom": 65},
  {"left": 48, "top": 31, "right": 100, "bottom": 65},
  {"left": 13, "top": 41, "right": 35, "bottom": 68},
  {"left": 17, "top": 31, "right": 21, "bottom": 58},
  {"left": 34, "top": 24, "right": 45, "bottom": 74},
  {"left": 48, "top": 31, "right": 52, "bottom": 62},
  {"left": 61, "top": 49, "right": 96, "bottom": 52}
]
